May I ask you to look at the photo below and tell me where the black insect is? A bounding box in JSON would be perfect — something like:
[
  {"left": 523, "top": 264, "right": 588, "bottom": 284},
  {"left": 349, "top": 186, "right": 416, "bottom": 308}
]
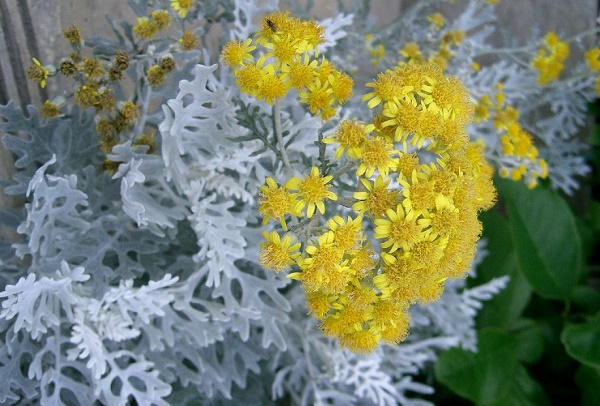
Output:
[{"left": 266, "top": 19, "right": 277, "bottom": 33}]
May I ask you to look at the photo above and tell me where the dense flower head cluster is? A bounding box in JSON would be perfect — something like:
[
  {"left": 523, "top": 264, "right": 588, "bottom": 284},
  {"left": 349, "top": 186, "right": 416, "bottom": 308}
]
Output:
[
  {"left": 474, "top": 84, "right": 548, "bottom": 188},
  {"left": 221, "top": 11, "right": 353, "bottom": 119},
  {"left": 259, "top": 60, "right": 496, "bottom": 352},
  {"left": 531, "top": 31, "right": 570, "bottom": 85}
]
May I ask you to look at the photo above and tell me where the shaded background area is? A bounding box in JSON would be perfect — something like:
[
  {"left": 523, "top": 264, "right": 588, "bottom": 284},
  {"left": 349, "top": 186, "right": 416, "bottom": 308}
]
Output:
[{"left": 0, "top": 0, "right": 598, "bottom": 212}]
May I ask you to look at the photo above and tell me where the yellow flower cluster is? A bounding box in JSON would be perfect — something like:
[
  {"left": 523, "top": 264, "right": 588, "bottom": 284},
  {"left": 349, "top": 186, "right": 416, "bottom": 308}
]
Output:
[
  {"left": 133, "top": 10, "right": 171, "bottom": 39},
  {"left": 397, "top": 24, "right": 466, "bottom": 71},
  {"left": 531, "top": 31, "right": 569, "bottom": 85},
  {"left": 585, "top": 48, "right": 600, "bottom": 96},
  {"left": 365, "top": 34, "right": 386, "bottom": 66},
  {"left": 221, "top": 11, "right": 353, "bottom": 120},
  {"left": 258, "top": 61, "right": 496, "bottom": 352},
  {"left": 474, "top": 85, "right": 548, "bottom": 188}
]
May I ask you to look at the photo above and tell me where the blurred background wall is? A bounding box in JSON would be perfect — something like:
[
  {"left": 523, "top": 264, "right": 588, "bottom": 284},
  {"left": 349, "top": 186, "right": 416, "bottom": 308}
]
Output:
[{"left": 0, "top": 0, "right": 598, "bottom": 213}]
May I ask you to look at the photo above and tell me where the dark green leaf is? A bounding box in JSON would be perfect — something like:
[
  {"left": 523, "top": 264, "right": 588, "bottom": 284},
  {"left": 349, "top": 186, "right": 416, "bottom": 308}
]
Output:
[
  {"left": 513, "top": 319, "right": 545, "bottom": 364},
  {"left": 575, "top": 365, "right": 600, "bottom": 406},
  {"left": 572, "top": 285, "right": 600, "bottom": 313},
  {"left": 561, "top": 312, "right": 600, "bottom": 368},
  {"left": 435, "top": 330, "right": 519, "bottom": 404},
  {"left": 499, "top": 179, "right": 582, "bottom": 300},
  {"left": 435, "top": 329, "right": 549, "bottom": 405},
  {"left": 476, "top": 211, "right": 531, "bottom": 328}
]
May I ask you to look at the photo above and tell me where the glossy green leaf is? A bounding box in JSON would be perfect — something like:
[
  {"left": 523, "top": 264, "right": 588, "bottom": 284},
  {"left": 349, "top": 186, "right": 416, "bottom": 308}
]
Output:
[
  {"left": 561, "top": 312, "right": 600, "bottom": 368},
  {"left": 476, "top": 211, "right": 531, "bottom": 328},
  {"left": 499, "top": 179, "right": 582, "bottom": 300},
  {"left": 435, "top": 330, "right": 518, "bottom": 404}
]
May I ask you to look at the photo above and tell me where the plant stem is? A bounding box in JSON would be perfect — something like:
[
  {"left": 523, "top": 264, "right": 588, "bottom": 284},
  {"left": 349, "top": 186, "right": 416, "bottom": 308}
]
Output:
[{"left": 273, "top": 102, "right": 292, "bottom": 173}]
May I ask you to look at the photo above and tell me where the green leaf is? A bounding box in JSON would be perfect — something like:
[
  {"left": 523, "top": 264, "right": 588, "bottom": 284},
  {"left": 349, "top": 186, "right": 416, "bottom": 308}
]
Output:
[
  {"left": 476, "top": 211, "right": 531, "bottom": 328},
  {"left": 573, "top": 285, "right": 600, "bottom": 313},
  {"left": 435, "top": 329, "right": 550, "bottom": 405},
  {"left": 575, "top": 365, "right": 600, "bottom": 406},
  {"left": 435, "top": 330, "right": 519, "bottom": 404},
  {"left": 561, "top": 312, "right": 600, "bottom": 368},
  {"left": 513, "top": 319, "right": 545, "bottom": 364},
  {"left": 499, "top": 179, "right": 582, "bottom": 300}
]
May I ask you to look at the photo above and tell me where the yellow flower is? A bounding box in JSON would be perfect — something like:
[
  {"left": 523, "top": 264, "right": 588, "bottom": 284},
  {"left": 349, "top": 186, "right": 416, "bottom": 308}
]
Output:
[
  {"left": 264, "top": 33, "right": 301, "bottom": 64},
  {"left": 235, "top": 63, "right": 263, "bottom": 95},
  {"left": 362, "top": 70, "right": 412, "bottom": 109},
  {"left": 258, "top": 177, "right": 299, "bottom": 230},
  {"left": 327, "top": 215, "right": 364, "bottom": 251},
  {"left": 356, "top": 136, "right": 398, "bottom": 178},
  {"left": 531, "top": 31, "right": 569, "bottom": 85},
  {"left": 329, "top": 71, "right": 354, "bottom": 104},
  {"left": 256, "top": 63, "right": 288, "bottom": 104},
  {"left": 585, "top": 48, "right": 600, "bottom": 71},
  {"left": 399, "top": 171, "right": 437, "bottom": 215},
  {"left": 285, "top": 167, "right": 337, "bottom": 218},
  {"left": 290, "top": 232, "right": 349, "bottom": 292},
  {"left": 221, "top": 39, "right": 256, "bottom": 68},
  {"left": 399, "top": 42, "right": 423, "bottom": 61},
  {"left": 427, "top": 12, "right": 445, "bottom": 29},
  {"left": 298, "top": 78, "right": 334, "bottom": 119},
  {"left": 27, "top": 58, "right": 50, "bottom": 88},
  {"left": 280, "top": 54, "right": 318, "bottom": 89},
  {"left": 133, "top": 17, "right": 157, "bottom": 39},
  {"left": 259, "top": 231, "right": 301, "bottom": 272},
  {"left": 171, "top": 0, "right": 194, "bottom": 18},
  {"left": 179, "top": 31, "right": 199, "bottom": 50},
  {"left": 40, "top": 100, "right": 60, "bottom": 118},
  {"left": 418, "top": 194, "right": 460, "bottom": 239},
  {"left": 374, "top": 204, "right": 423, "bottom": 253},
  {"left": 323, "top": 119, "right": 369, "bottom": 159},
  {"left": 352, "top": 176, "right": 399, "bottom": 217},
  {"left": 150, "top": 10, "right": 171, "bottom": 30}
]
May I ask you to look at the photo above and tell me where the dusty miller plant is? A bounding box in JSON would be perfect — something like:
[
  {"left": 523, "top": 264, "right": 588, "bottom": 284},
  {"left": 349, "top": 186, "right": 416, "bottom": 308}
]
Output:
[{"left": 0, "top": 0, "right": 596, "bottom": 404}]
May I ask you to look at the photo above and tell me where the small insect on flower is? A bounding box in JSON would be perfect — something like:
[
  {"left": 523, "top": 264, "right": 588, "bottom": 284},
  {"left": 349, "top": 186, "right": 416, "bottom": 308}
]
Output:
[{"left": 266, "top": 19, "right": 277, "bottom": 33}]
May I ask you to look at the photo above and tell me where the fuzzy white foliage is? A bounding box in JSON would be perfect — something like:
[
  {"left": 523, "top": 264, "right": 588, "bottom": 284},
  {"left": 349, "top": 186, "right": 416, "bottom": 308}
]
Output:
[
  {"left": 0, "top": 261, "right": 88, "bottom": 340},
  {"left": 15, "top": 155, "right": 90, "bottom": 261},
  {"left": 319, "top": 13, "right": 354, "bottom": 53}
]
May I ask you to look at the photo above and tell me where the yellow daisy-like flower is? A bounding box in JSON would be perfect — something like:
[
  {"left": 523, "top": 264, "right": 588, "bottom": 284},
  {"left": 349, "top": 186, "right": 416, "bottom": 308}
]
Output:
[
  {"left": 329, "top": 71, "right": 354, "bottom": 104},
  {"left": 258, "top": 177, "right": 299, "bottom": 230},
  {"left": 352, "top": 176, "right": 399, "bottom": 217},
  {"left": 280, "top": 54, "right": 318, "bottom": 90},
  {"left": 374, "top": 204, "right": 423, "bottom": 253},
  {"left": 356, "top": 136, "right": 398, "bottom": 178},
  {"left": 221, "top": 39, "right": 256, "bottom": 68},
  {"left": 256, "top": 63, "right": 288, "bottom": 104},
  {"left": 362, "top": 69, "right": 413, "bottom": 109},
  {"left": 323, "top": 119, "right": 369, "bottom": 159},
  {"left": 235, "top": 63, "right": 263, "bottom": 96},
  {"left": 327, "top": 215, "right": 365, "bottom": 251},
  {"left": 27, "top": 58, "right": 50, "bottom": 89},
  {"left": 286, "top": 167, "right": 337, "bottom": 218},
  {"left": 298, "top": 78, "right": 334, "bottom": 119},
  {"left": 290, "top": 232, "right": 349, "bottom": 292},
  {"left": 400, "top": 171, "right": 437, "bottom": 215},
  {"left": 418, "top": 194, "right": 460, "bottom": 239},
  {"left": 133, "top": 17, "right": 157, "bottom": 39},
  {"left": 259, "top": 231, "right": 301, "bottom": 273},
  {"left": 171, "top": 0, "right": 194, "bottom": 18}
]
